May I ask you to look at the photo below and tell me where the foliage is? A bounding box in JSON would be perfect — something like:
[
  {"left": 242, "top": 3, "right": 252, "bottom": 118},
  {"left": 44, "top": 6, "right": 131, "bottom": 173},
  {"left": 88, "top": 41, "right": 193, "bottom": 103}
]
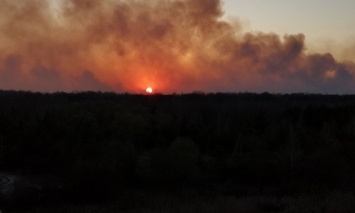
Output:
[{"left": 0, "top": 90, "right": 355, "bottom": 207}]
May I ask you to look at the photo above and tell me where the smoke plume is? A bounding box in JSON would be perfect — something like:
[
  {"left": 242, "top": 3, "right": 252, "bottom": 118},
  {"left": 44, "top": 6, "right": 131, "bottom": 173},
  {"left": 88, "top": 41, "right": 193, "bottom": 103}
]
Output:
[{"left": 0, "top": 0, "right": 354, "bottom": 93}]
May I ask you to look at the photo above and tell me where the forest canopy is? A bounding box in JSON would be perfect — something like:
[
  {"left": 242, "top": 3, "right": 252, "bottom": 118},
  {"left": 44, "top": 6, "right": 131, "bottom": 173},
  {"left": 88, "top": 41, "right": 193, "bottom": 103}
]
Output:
[{"left": 0, "top": 91, "right": 355, "bottom": 204}]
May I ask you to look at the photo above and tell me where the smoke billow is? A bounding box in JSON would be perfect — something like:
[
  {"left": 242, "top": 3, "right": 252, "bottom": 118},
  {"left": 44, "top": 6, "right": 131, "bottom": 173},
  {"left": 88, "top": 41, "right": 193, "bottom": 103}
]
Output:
[{"left": 0, "top": 0, "right": 354, "bottom": 93}]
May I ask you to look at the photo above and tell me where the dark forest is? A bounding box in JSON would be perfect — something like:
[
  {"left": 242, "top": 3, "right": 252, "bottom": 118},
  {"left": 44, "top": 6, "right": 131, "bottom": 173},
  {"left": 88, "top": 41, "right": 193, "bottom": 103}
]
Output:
[{"left": 1, "top": 91, "right": 355, "bottom": 212}]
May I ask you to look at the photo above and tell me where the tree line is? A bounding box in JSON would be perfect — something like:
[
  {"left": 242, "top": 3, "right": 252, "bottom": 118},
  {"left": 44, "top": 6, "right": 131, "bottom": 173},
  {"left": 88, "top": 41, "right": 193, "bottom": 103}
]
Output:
[{"left": 0, "top": 90, "right": 355, "bottom": 203}]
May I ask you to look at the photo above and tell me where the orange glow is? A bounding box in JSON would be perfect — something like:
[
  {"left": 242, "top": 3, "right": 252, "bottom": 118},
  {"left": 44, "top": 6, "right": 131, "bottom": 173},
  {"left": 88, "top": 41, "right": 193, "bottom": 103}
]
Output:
[
  {"left": 325, "top": 70, "right": 336, "bottom": 79},
  {"left": 0, "top": 0, "right": 354, "bottom": 94},
  {"left": 146, "top": 87, "right": 153, "bottom": 94}
]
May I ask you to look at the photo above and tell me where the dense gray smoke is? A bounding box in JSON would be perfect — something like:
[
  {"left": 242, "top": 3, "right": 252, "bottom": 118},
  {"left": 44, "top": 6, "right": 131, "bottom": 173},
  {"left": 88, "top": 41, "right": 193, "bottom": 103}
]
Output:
[{"left": 0, "top": 0, "right": 354, "bottom": 93}]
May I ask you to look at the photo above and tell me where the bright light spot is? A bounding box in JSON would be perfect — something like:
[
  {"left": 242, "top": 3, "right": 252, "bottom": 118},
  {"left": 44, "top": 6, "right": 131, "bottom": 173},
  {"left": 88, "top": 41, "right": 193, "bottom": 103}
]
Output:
[{"left": 146, "top": 87, "right": 153, "bottom": 94}]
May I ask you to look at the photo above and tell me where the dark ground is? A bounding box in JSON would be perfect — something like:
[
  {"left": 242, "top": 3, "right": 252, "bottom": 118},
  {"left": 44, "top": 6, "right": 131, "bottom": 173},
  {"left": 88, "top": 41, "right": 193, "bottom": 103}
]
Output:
[{"left": 0, "top": 91, "right": 355, "bottom": 212}]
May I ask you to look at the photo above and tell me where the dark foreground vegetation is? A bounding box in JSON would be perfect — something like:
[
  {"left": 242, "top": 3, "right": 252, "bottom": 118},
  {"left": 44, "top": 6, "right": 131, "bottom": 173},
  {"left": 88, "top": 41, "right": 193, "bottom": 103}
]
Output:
[{"left": 0, "top": 90, "right": 355, "bottom": 212}]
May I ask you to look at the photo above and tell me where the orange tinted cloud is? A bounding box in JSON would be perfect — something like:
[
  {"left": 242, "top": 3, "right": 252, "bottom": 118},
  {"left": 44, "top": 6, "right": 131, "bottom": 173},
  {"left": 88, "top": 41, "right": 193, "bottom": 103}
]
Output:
[{"left": 0, "top": 0, "right": 354, "bottom": 93}]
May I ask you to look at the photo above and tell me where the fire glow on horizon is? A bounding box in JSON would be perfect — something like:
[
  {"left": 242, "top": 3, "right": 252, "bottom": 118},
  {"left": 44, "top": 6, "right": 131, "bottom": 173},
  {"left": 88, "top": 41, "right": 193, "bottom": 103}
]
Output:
[
  {"left": 146, "top": 87, "right": 153, "bottom": 94},
  {"left": 0, "top": 0, "right": 354, "bottom": 94}
]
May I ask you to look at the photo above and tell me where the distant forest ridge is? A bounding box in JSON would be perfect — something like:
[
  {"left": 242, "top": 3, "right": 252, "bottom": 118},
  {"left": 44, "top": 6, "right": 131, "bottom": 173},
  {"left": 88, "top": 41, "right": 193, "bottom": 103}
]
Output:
[
  {"left": 0, "top": 89, "right": 355, "bottom": 203},
  {"left": 1, "top": 89, "right": 355, "bottom": 100}
]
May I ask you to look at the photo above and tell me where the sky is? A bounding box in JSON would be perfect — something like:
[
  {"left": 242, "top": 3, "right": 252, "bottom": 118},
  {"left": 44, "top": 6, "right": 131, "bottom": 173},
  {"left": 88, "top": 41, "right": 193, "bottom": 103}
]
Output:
[
  {"left": 223, "top": 0, "right": 355, "bottom": 60},
  {"left": 223, "top": 0, "right": 355, "bottom": 41},
  {"left": 0, "top": 0, "right": 354, "bottom": 94}
]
